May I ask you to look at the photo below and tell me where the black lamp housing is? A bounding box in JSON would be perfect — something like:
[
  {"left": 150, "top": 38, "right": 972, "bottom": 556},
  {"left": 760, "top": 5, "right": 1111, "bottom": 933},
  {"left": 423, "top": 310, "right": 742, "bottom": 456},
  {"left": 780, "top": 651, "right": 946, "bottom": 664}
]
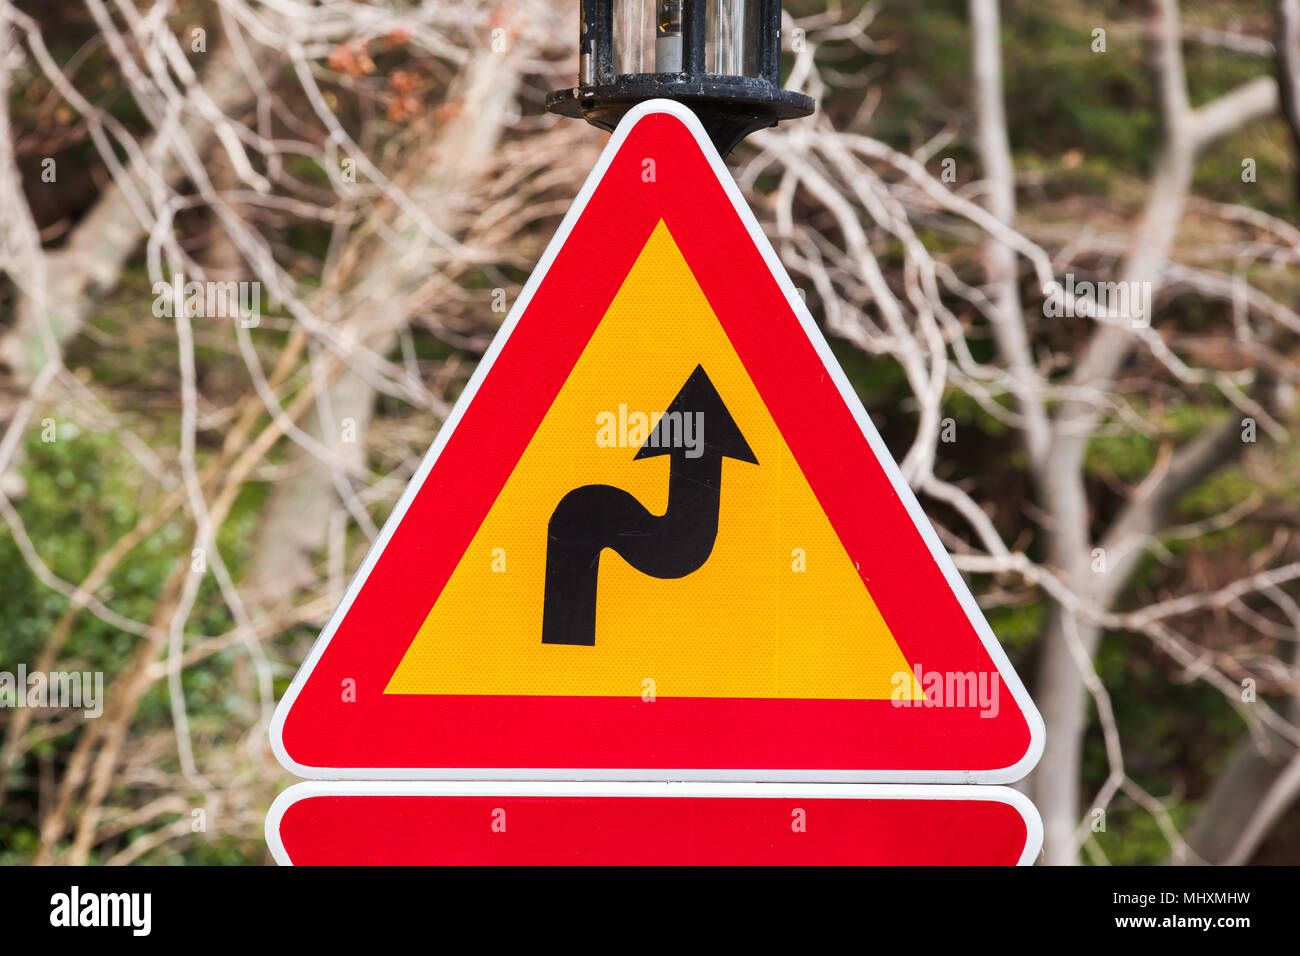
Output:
[{"left": 546, "top": 0, "right": 815, "bottom": 156}]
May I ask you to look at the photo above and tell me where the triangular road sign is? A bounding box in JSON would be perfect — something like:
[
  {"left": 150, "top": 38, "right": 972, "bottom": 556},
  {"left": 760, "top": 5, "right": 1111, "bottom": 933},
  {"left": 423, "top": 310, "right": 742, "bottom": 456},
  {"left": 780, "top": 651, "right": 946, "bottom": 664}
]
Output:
[{"left": 271, "top": 100, "right": 1044, "bottom": 784}]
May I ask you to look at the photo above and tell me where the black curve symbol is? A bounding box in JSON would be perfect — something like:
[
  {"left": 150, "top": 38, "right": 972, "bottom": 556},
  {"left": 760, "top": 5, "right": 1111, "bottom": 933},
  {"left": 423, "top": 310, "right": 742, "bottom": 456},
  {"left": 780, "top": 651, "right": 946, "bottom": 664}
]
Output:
[{"left": 541, "top": 365, "right": 758, "bottom": 646}]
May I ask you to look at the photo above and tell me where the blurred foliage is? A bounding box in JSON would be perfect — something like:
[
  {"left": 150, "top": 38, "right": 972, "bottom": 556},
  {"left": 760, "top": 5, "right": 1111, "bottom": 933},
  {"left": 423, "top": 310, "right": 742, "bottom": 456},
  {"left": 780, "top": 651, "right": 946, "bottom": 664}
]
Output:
[{"left": 3, "top": 0, "right": 1299, "bottom": 865}]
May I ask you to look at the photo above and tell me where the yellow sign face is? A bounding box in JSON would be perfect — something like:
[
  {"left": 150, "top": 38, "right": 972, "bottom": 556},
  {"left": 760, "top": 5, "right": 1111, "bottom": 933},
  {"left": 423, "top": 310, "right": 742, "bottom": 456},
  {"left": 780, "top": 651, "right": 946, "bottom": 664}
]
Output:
[{"left": 386, "top": 221, "right": 916, "bottom": 700}]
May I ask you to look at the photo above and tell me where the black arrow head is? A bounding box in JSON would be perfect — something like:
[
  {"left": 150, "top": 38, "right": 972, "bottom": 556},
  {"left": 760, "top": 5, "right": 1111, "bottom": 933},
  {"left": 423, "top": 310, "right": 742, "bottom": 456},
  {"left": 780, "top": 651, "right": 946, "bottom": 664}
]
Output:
[{"left": 635, "top": 365, "right": 758, "bottom": 464}]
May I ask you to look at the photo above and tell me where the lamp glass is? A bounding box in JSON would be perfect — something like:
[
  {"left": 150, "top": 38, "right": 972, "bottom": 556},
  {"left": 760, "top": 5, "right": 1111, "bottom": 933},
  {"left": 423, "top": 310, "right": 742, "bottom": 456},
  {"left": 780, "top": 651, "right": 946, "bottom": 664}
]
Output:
[
  {"left": 609, "top": 0, "right": 762, "bottom": 77},
  {"left": 612, "top": 0, "right": 650, "bottom": 74},
  {"left": 707, "top": 0, "right": 761, "bottom": 76}
]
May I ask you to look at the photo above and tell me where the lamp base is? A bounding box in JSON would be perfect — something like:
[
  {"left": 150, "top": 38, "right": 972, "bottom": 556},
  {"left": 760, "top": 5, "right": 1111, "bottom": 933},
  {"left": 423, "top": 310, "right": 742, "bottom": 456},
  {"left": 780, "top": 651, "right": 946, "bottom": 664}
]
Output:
[{"left": 546, "top": 75, "right": 815, "bottom": 156}]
